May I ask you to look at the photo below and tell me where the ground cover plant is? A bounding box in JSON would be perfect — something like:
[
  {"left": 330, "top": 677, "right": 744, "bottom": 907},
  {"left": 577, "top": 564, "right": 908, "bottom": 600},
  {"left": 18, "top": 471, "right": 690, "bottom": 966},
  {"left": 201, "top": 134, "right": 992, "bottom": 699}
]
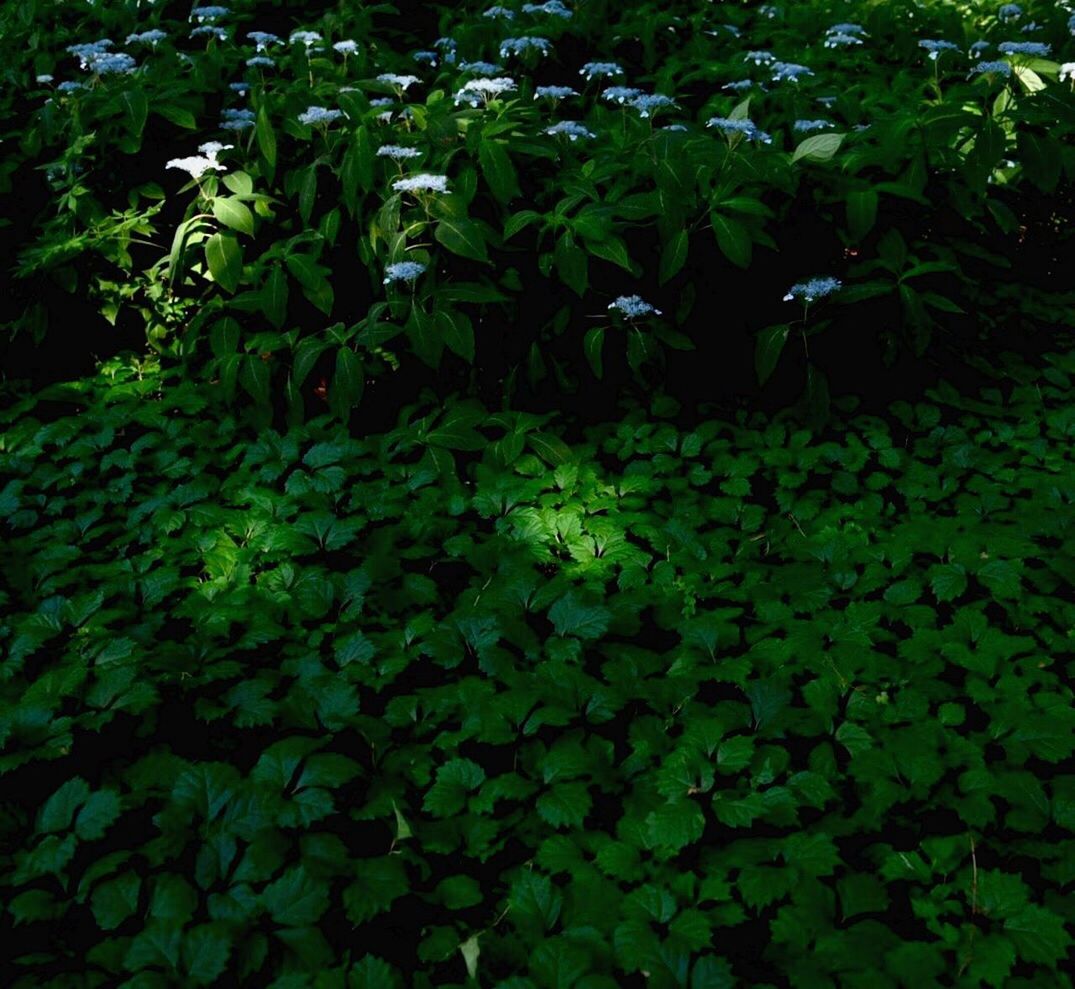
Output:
[{"left": 1, "top": 0, "right": 1075, "bottom": 986}]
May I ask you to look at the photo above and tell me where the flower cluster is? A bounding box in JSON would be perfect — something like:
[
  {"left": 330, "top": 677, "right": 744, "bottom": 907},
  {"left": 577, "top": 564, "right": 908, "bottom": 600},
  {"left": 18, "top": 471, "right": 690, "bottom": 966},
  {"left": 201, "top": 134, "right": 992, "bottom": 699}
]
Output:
[
  {"left": 247, "top": 31, "right": 281, "bottom": 51},
  {"left": 523, "top": 1, "right": 572, "bottom": 17},
  {"left": 793, "top": 119, "right": 833, "bottom": 133},
  {"left": 499, "top": 36, "right": 552, "bottom": 58},
  {"left": 545, "top": 120, "right": 595, "bottom": 140},
  {"left": 290, "top": 30, "right": 322, "bottom": 48},
  {"left": 166, "top": 155, "right": 225, "bottom": 179},
  {"left": 384, "top": 261, "right": 427, "bottom": 285},
  {"left": 580, "top": 61, "right": 623, "bottom": 80},
  {"left": 602, "top": 86, "right": 642, "bottom": 104},
  {"left": 970, "top": 60, "right": 1013, "bottom": 77},
  {"left": 377, "top": 144, "right": 422, "bottom": 160},
  {"left": 377, "top": 73, "right": 420, "bottom": 90},
  {"left": 299, "top": 106, "right": 344, "bottom": 126},
  {"left": 783, "top": 277, "right": 842, "bottom": 303},
  {"left": 333, "top": 40, "right": 359, "bottom": 55},
  {"left": 535, "top": 85, "right": 577, "bottom": 100},
  {"left": 608, "top": 295, "right": 661, "bottom": 318},
  {"left": 454, "top": 76, "right": 517, "bottom": 105},
  {"left": 484, "top": 5, "right": 515, "bottom": 18},
  {"left": 221, "top": 107, "right": 255, "bottom": 130},
  {"left": 629, "top": 93, "right": 676, "bottom": 118},
  {"left": 126, "top": 30, "right": 167, "bottom": 46},
  {"left": 997, "top": 41, "right": 1050, "bottom": 56},
  {"left": 771, "top": 62, "right": 814, "bottom": 82},
  {"left": 191, "top": 6, "right": 229, "bottom": 22},
  {"left": 392, "top": 173, "right": 450, "bottom": 194},
  {"left": 706, "top": 117, "right": 772, "bottom": 144}
]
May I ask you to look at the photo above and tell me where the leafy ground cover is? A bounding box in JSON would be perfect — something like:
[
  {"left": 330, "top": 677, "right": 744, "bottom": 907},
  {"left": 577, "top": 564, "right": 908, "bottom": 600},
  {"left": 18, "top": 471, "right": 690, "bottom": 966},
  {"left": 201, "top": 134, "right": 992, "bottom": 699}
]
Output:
[{"left": 1, "top": 346, "right": 1073, "bottom": 986}]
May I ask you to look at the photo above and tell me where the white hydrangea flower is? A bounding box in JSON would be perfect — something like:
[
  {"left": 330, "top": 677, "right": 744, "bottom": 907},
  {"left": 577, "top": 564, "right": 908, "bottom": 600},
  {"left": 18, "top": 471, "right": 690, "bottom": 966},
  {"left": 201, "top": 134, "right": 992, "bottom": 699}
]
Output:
[
  {"left": 392, "top": 173, "right": 450, "bottom": 194},
  {"left": 166, "top": 155, "right": 225, "bottom": 179},
  {"left": 299, "top": 106, "right": 344, "bottom": 126}
]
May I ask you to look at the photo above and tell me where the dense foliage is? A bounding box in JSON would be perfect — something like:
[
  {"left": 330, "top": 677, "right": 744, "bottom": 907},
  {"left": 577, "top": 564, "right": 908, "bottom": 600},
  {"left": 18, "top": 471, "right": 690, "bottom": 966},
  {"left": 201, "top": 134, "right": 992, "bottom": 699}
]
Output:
[
  {"left": 1, "top": 347, "right": 1074, "bottom": 986},
  {"left": 2, "top": 0, "right": 1075, "bottom": 986},
  {"left": 2, "top": 0, "right": 1074, "bottom": 417}
]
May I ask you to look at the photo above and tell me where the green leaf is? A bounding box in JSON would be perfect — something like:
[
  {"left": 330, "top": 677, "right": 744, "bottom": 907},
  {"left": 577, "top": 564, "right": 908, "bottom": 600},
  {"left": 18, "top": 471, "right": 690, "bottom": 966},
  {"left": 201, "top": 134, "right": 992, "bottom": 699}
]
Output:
[
  {"left": 343, "top": 858, "right": 409, "bottom": 923},
  {"left": 536, "top": 782, "right": 592, "bottom": 828},
  {"left": 205, "top": 233, "right": 242, "bottom": 294},
  {"left": 423, "top": 759, "right": 486, "bottom": 817},
  {"left": 435, "top": 217, "right": 489, "bottom": 262},
  {"left": 554, "top": 233, "right": 588, "bottom": 296},
  {"left": 755, "top": 324, "right": 789, "bottom": 384},
  {"left": 549, "top": 592, "right": 610, "bottom": 639},
  {"left": 91, "top": 872, "right": 141, "bottom": 930},
  {"left": 792, "top": 132, "right": 845, "bottom": 164},
  {"left": 256, "top": 104, "right": 276, "bottom": 169},
  {"left": 261, "top": 265, "right": 288, "bottom": 329},
  {"left": 1004, "top": 906, "right": 1070, "bottom": 966},
  {"left": 329, "top": 347, "right": 363, "bottom": 418},
  {"left": 38, "top": 778, "right": 90, "bottom": 834},
  {"left": 74, "top": 790, "right": 121, "bottom": 841},
  {"left": 212, "top": 197, "right": 254, "bottom": 236},
  {"left": 584, "top": 327, "right": 605, "bottom": 379},
  {"left": 528, "top": 432, "right": 573, "bottom": 466},
  {"left": 183, "top": 924, "right": 232, "bottom": 985},
  {"left": 659, "top": 229, "right": 689, "bottom": 284},
  {"left": 459, "top": 935, "right": 481, "bottom": 981},
  {"left": 479, "top": 139, "right": 520, "bottom": 203},
  {"left": 711, "top": 213, "right": 752, "bottom": 269},
  {"left": 261, "top": 867, "right": 329, "bottom": 928},
  {"left": 121, "top": 88, "right": 148, "bottom": 138},
  {"left": 846, "top": 190, "right": 878, "bottom": 240},
  {"left": 930, "top": 563, "right": 967, "bottom": 602},
  {"left": 437, "top": 309, "right": 475, "bottom": 363}
]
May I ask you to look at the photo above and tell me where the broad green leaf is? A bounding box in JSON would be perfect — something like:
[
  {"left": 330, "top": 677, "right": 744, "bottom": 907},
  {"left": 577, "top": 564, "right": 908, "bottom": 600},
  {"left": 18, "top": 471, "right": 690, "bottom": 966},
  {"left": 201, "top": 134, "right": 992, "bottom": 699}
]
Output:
[
  {"left": 792, "top": 132, "right": 845, "bottom": 164},
  {"left": 435, "top": 217, "right": 489, "bottom": 262},
  {"left": 711, "top": 213, "right": 752, "bottom": 268},
  {"left": 205, "top": 233, "right": 242, "bottom": 293},
  {"left": 212, "top": 197, "right": 254, "bottom": 237},
  {"left": 479, "top": 139, "right": 520, "bottom": 203},
  {"left": 755, "top": 324, "right": 789, "bottom": 384}
]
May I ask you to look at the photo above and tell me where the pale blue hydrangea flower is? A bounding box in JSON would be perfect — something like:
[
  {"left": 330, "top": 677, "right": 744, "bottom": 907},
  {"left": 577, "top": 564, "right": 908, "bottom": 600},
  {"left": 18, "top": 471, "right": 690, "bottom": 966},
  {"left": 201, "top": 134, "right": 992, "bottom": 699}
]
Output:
[
  {"left": 127, "top": 30, "right": 167, "bottom": 46},
  {"left": 67, "top": 40, "right": 114, "bottom": 69},
  {"left": 970, "top": 60, "right": 1013, "bottom": 77},
  {"left": 1069, "top": 13, "right": 1075, "bottom": 35},
  {"left": 247, "top": 31, "right": 282, "bottom": 51},
  {"left": 629, "top": 93, "right": 676, "bottom": 117},
  {"left": 229, "top": 81, "right": 248, "bottom": 94},
  {"left": 57, "top": 80, "right": 85, "bottom": 92},
  {"left": 413, "top": 50, "right": 438, "bottom": 65},
  {"left": 771, "top": 62, "right": 814, "bottom": 82},
  {"left": 523, "top": 1, "right": 572, "bottom": 17},
  {"left": 247, "top": 56, "right": 275, "bottom": 68},
  {"left": 393, "top": 173, "right": 450, "bottom": 194},
  {"left": 759, "top": 4, "right": 780, "bottom": 17},
  {"left": 545, "top": 120, "right": 595, "bottom": 139},
  {"left": 662, "top": 124, "right": 688, "bottom": 132},
  {"left": 793, "top": 119, "right": 833, "bottom": 133},
  {"left": 459, "top": 61, "right": 502, "bottom": 75},
  {"left": 191, "top": 5, "right": 229, "bottom": 21},
  {"left": 290, "top": 30, "right": 322, "bottom": 48},
  {"left": 706, "top": 117, "right": 772, "bottom": 143},
  {"left": 370, "top": 97, "right": 395, "bottom": 107},
  {"left": 221, "top": 107, "right": 255, "bottom": 130},
  {"left": 191, "top": 26, "right": 227, "bottom": 40},
  {"left": 602, "top": 85, "right": 643, "bottom": 104},
  {"left": 499, "top": 37, "right": 552, "bottom": 58},
  {"left": 377, "top": 73, "right": 421, "bottom": 90},
  {"left": 384, "top": 261, "right": 427, "bottom": 284},
  {"left": 484, "top": 5, "right": 515, "bottom": 17},
  {"left": 377, "top": 144, "right": 422, "bottom": 159},
  {"left": 997, "top": 41, "right": 1050, "bottom": 56},
  {"left": 36, "top": 74, "right": 54, "bottom": 84},
  {"left": 1059, "top": 62, "right": 1075, "bottom": 82},
  {"left": 745, "top": 50, "right": 775, "bottom": 66},
  {"left": 434, "top": 37, "right": 458, "bottom": 50},
  {"left": 609, "top": 295, "right": 661, "bottom": 318},
  {"left": 998, "top": 3, "right": 1022, "bottom": 20},
  {"left": 535, "top": 85, "right": 577, "bottom": 99},
  {"left": 1020, "top": 21, "right": 1042, "bottom": 34},
  {"left": 334, "top": 40, "right": 359, "bottom": 55},
  {"left": 580, "top": 61, "right": 623, "bottom": 80},
  {"left": 723, "top": 79, "right": 755, "bottom": 92},
  {"left": 827, "top": 23, "right": 866, "bottom": 36},
  {"left": 816, "top": 95, "right": 837, "bottom": 107},
  {"left": 783, "top": 277, "right": 841, "bottom": 303},
  {"left": 969, "top": 40, "right": 991, "bottom": 58},
  {"left": 88, "top": 52, "right": 138, "bottom": 74},
  {"left": 824, "top": 33, "right": 863, "bottom": 48},
  {"left": 167, "top": 155, "right": 225, "bottom": 179},
  {"left": 919, "top": 39, "right": 960, "bottom": 59},
  {"left": 299, "top": 106, "right": 344, "bottom": 126},
  {"left": 454, "top": 76, "right": 517, "bottom": 105}
]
